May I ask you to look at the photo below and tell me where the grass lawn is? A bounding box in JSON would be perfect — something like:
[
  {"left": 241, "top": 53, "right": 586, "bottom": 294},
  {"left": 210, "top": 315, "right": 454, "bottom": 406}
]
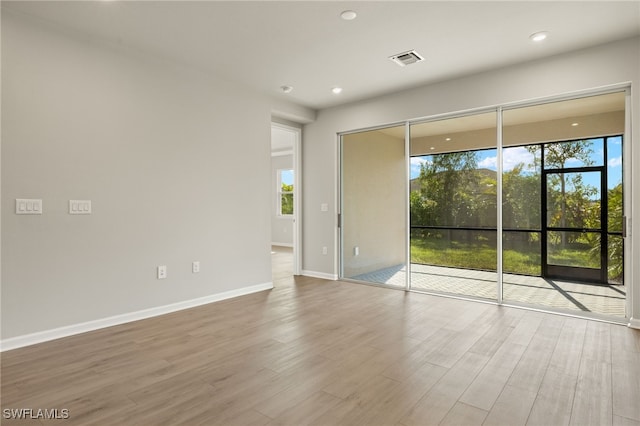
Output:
[
  {"left": 411, "top": 236, "right": 541, "bottom": 275},
  {"left": 410, "top": 233, "right": 621, "bottom": 283},
  {"left": 548, "top": 247, "right": 599, "bottom": 269}
]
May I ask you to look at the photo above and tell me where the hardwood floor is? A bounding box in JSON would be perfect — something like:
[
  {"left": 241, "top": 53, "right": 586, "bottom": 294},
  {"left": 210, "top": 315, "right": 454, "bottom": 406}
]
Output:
[{"left": 1, "top": 247, "right": 639, "bottom": 425}]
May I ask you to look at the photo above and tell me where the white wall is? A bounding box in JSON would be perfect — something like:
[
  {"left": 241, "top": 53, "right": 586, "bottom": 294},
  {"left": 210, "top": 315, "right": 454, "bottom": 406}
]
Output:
[
  {"left": 0, "top": 11, "right": 302, "bottom": 343},
  {"left": 271, "top": 154, "right": 294, "bottom": 246},
  {"left": 302, "top": 36, "right": 640, "bottom": 325}
]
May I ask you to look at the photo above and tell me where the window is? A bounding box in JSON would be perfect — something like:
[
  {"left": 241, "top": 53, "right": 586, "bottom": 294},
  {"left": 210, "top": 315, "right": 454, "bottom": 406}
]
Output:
[{"left": 277, "top": 169, "right": 294, "bottom": 216}]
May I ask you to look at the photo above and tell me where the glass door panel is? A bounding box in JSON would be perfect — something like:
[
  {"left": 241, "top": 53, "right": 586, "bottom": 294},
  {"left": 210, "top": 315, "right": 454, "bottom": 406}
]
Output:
[
  {"left": 547, "top": 231, "right": 601, "bottom": 269},
  {"left": 409, "top": 112, "right": 497, "bottom": 301},
  {"left": 340, "top": 126, "right": 407, "bottom": 288},
  {"left": 607, "top": 135, "right": 624, "bottom": 284},
  {"left": 544, "top": 170, "right": 605, "bottom": 283},
  {"left": 545, "top": 171, "right": 601, "bottom": 229},
  {"left": 502, "top": 92, "right": 626, "bottom": 318}
]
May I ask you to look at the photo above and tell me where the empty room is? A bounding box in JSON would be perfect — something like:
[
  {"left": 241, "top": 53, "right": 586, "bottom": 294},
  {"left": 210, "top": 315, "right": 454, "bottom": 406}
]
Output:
[{"left": 2, "top": 1, "right": 640, "bottom": 425}]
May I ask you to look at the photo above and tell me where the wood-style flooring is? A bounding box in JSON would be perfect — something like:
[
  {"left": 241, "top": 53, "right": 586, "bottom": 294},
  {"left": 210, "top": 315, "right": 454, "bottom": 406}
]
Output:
[{"left": 1, "top": 246, "right": 639, "bottom": 425}]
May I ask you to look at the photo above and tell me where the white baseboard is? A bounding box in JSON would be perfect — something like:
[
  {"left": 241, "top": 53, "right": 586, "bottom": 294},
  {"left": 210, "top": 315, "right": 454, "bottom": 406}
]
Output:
[
  {"left": 271, "top": 242, "right": 293, "bottom": 248},
  {"left": 0, "top": 282, "right": 273, "bottom": 352},
  {"left": 302, "top": 270, "right": 338, "bottom": 281},
  {"left": 628, "top": 318, "right": 640, "bottom": 330}
]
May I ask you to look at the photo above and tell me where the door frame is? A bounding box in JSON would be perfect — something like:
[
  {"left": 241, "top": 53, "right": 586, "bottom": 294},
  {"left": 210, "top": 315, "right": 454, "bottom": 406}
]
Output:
[
  {"left": 336, "top": 85, "right": 632, "bottom": 323},
  {"left": 542, "top": 166, "right": 607, "bottom": 283},
  {"left": 271, "top": 122, "right": 302, "bottom": 275}
]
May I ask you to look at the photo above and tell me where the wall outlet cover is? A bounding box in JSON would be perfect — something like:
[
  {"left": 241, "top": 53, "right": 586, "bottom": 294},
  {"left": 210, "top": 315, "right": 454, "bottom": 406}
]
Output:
[{"left": 157, "top": 265, "right": 167, "bottom": 279}]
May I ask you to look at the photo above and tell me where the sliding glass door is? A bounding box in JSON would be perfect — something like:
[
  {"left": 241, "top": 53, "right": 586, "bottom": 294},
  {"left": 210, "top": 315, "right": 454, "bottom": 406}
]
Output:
[
  {"left": 501, "top": 92, "right": 626, "bottom": 318},
  {"left": 409, "top": 112, "right": 497, "bottom": 301},
  {"left": 340, "top": 125, "right": 407, "bottom": 288},
  {"left": 339, "top": 89, "right": 628, "bottom": 321}
]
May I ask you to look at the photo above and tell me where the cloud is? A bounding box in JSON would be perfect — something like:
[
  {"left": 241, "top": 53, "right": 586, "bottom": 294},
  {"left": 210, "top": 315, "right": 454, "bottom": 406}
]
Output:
[
  {"left": 477, "top": 147, "right": 536, "bottom": 172},
  {"left": 478, "top": 156, "right": 496, "bottom": 169},
  {"left": 608, "top": 156, "right": 622, "bottom": 167},
  {"left": 410, "top": 157, "right": 431, "bottom": 167},
  {"left": 504, "top": 147, "right": 536, "bottom": 171},
  {"left": 410, "top": 156, "right": 431, "bottom": 179},
  {"left": 610, "top": 137, "right": 622, "bottom": 145}
]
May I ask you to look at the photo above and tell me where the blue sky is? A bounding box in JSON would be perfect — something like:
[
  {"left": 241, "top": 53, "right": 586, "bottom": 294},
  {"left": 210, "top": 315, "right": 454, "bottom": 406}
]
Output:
[
  {"left": 410, "top": 137, "right": 623, "bottom": 189},
  {"left": 280, "top": 169, "right": 294, "bottom": 186}
]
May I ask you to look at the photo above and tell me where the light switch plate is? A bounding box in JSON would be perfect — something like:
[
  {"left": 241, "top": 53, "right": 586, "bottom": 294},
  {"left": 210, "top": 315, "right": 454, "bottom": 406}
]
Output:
[
  {"left": 69, "top": 200, "right": 92, "bottom": 214},
  {"left": 16, "top": 199, "right": 42, "bottom": 215}
]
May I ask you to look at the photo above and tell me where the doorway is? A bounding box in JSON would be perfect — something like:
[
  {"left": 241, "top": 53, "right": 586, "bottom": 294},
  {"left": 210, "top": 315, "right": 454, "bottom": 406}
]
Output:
[
  {"left": 271, "top": 122, "right": 302, "bottom": 276},
  {"left": 543, "top": 168, "right": 606, "bottom": 282}
]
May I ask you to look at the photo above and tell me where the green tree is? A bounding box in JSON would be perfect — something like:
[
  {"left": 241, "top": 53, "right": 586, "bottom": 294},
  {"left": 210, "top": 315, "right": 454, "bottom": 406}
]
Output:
[
  {"left": 413, "top": 151, "right": 479, "bottom": 227},
  {"left": 280, "top": 183, "right": 293, "bottom": 215},
  {"left": 530, "top": 141, "right": 594, "bottom": 244},
  {"left": 608, "top": 183, "right": 623, "bottom": 232},
  {"left": 608, "top": 183, "right": 624, "bottom": 281},
  {"left": 502, "top": 163, "right": 540, "bottom": 229}
]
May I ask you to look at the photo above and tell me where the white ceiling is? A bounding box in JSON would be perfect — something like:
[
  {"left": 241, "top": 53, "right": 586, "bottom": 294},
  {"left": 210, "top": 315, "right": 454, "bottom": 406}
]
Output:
[{"left": 3, "top": 1, "right": 639, "bottom": 111}]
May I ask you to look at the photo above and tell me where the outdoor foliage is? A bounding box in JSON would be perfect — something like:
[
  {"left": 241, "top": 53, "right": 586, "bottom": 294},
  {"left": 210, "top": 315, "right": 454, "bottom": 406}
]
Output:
[
  {"left": 605, "top": 184, "right": 624, "bottom": 282},
  {"left": 280, "top": 183, "right": 294, "bottom": 215},
  {"left": 410, "top": 152, "right": 496, "bottom": 228},
  {"left": 502, "top": 163, "right": 540, "bottom": 229},
  {"left": 410, "top": 138, "right": 623, "bottom": 283}
]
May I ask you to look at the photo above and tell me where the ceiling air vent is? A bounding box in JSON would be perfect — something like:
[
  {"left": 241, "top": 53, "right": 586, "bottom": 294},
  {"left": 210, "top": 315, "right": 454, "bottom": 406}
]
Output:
[{"left": 389, "top": 50, "right": 424, "bottom": 67}]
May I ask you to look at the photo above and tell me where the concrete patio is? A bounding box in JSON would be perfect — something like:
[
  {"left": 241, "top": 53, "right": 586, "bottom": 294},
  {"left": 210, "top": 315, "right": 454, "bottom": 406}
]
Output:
[{"left": 352, "top": 263, "right": 626, "bottom": 318}]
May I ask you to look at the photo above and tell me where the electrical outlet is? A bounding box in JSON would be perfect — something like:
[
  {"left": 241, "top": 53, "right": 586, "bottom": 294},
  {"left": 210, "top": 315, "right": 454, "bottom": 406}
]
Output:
[
  {"left": 157, "top": 265, "right": 167, "bottom": 279},
  {"left": 354, "top": 246, "right": 359, "bottom": 256},
  {"left": 192, "top": 261, "right": 200, "bottom": 273},
  {"left": 322, "top": 246, "right": 328, "bottom": 255}
]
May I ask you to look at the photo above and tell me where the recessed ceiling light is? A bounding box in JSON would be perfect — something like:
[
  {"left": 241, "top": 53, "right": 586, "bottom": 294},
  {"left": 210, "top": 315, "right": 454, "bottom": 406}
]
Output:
[
  {"left": 445, "top": 137, "right": 451, "bottom": 141},
  {"left": 530, "top": 31, "right": 549, "bottom": 42},
  {"left": 571, "top": 122, "right": 579, "bottom": 127},
  {"left": 332, "top": 87, "right": 343, "bottom": 94},
  {"left": 430, "top": 147, "right": 435, "bottom": 150},
  {"left": 280, "top": 85, "right": 293, "bottom": 94},
  {"left": 340, "top": 10, "right": 357, "bottom": 21}
]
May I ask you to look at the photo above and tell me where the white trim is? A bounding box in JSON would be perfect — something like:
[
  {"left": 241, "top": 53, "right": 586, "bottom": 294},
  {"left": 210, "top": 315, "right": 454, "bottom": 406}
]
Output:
[
  {"left": 333, "top": 133, "right": 340, "bottom": 279},
  {"left": 496, "top": 107, "right": 504, "bottom": 304},
  {"left": 337, "top": 133, "right": 343, "bottom": 280},
  {"left": 302, "top": 270, "right": 338, "bottom": 281},
  {"left": 624, "top": 87, "right": 634, "bottom": 322},
  {"left": 404, "top": 122, "right": 411, "bottom": 291},
  {"left": 271, "top": 150, "right": 293, "bottom": 157},
  {"left": 272, "top": 242, "right": 293, "bottom": 248},
  {"left": 292, "top": 127, "right": 302, "bottom": 276},
  {"left": 0, "top": 282, "right": 273, "bottom": 352},
  {"left": 628, "top": 318, "right": 640, "bottom": 330}
]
